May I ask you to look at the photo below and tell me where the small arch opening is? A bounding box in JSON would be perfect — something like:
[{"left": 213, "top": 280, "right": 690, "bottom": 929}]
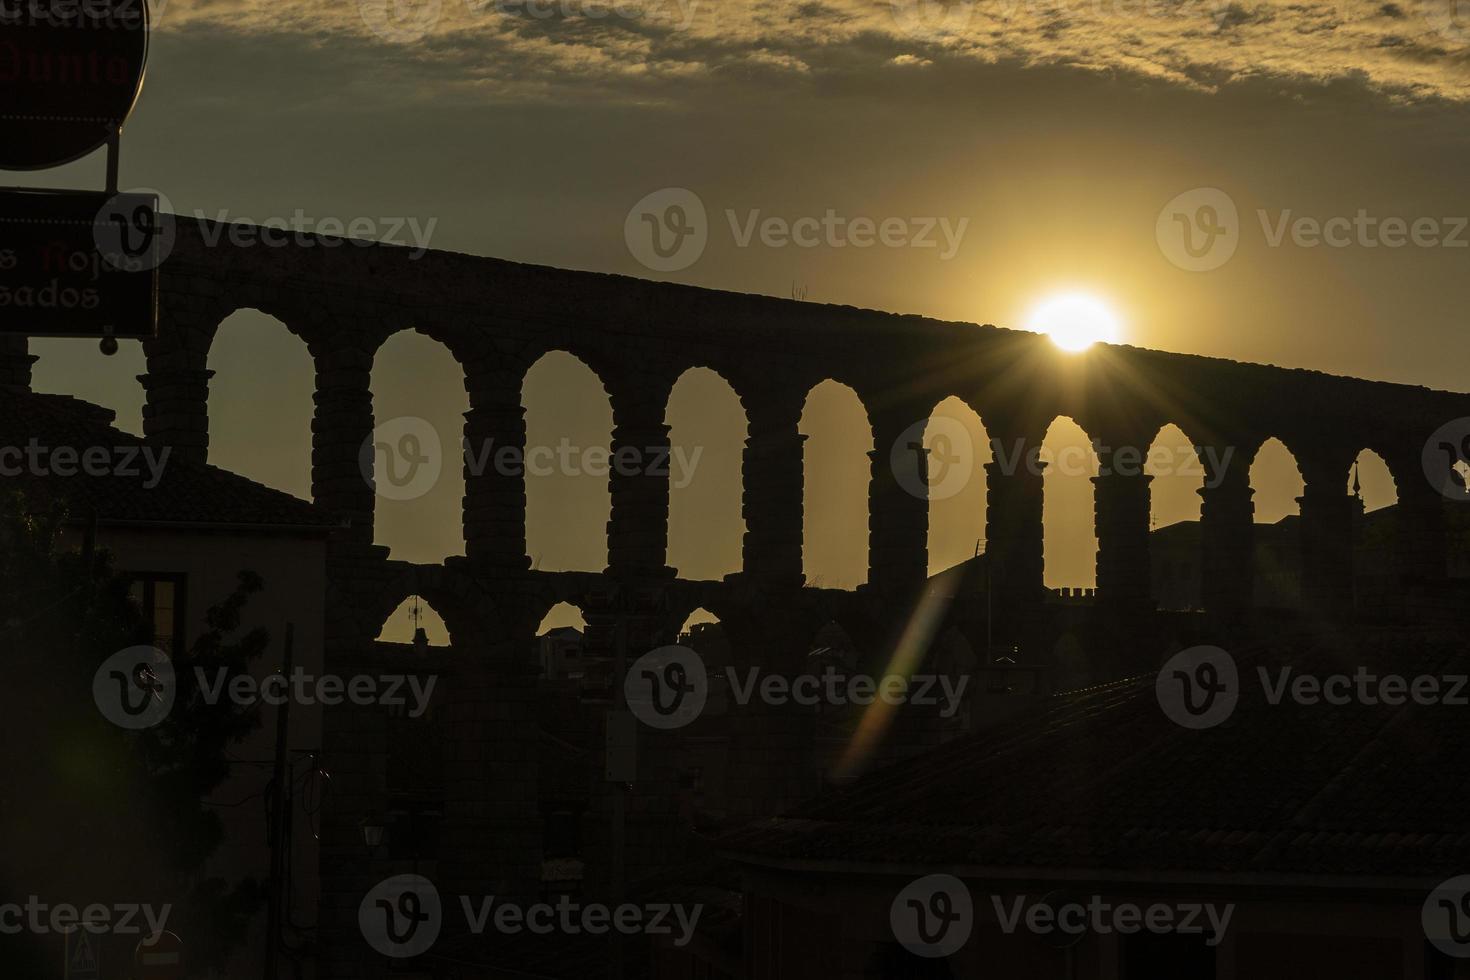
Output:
[
  {"left": 1350, "top": 449, "right": 1400, "bottom": 609},
  {"left": 925, "top": 398, "right": 991, "bottom": 577},
  {"left": 1249, "top": 437, "right": 1305, "bottom": 524},
  {"left": 370, "top": 330, "right": 469, "bottom": 564},
  {"left": 1147, "top": 423, "right": 1204, "bottom": 611},
  {"left": 1349, "top": 449, "right": 1397, "bottom": 513},
  {"left": 666, "top": 369, "right": 746, "bottom": 580},
  {"left": 800, "top": 381, "right": 873, "bottom": 590},
  {"left": 377, "top": 594, "right": 452, "bottom": 648},
  {"left": 536, "top": 602, "right": 587, "bottom": 681},
  {"left": 1250, "top": 438, "right": 1305, "bottom": 608},
  {"left": 678, "top": 608, "right": 732, "bottom": 672},
  {"left": 1041, "top": 416, "right": 1099, "bottom": 590},
  {"left": 207, "top": 310, "right": 313, "bottom": 498},
  {"left": 523, "top": 351, "right": 613, "bottom": 573}
]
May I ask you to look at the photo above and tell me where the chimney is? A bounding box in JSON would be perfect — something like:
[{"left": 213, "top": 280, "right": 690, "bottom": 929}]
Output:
[{"left": 0, "top": 335, "right": 36, "bottom": 391}]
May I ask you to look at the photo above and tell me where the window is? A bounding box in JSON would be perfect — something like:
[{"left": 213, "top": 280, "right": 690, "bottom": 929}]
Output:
[{"left": 127, "top": 573, "right": 187, "bottom": 655}]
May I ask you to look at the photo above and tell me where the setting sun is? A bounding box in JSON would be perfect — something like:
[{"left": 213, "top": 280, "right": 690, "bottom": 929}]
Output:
[{"left": 1026, "top": 292, "right": 1123, "bottom": 351}]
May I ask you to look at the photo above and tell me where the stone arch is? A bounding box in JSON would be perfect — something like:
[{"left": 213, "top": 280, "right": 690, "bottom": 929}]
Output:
[
  {"left": 368, "top": 564, "right": 493, "bottom": 653},
  {"left": 800, "top": 379, "right": 874, "bottom": 590},
  {"left": 923, "top": 397, "right": 991, "bottom": 577},
  {"left": 378, "top": 595, "right": 452, "bottom": 647},
  {"left": 1249, "top": 436, "right": 1306, "bottom": 524},
  {"left": 1248, "top": 437, "right": 1305, "bottom": 608},
  {"left": 1144, "top": 422, "right": 1205, "bottom": 529},
  {"left": 155, "top": 294, "right": 320, "bottom": 372},
  {"left": 143, "top": 298, "right": 325, "bottom": 466},
  {"left": 534, "top": 602, "right": 588, "bottom": 680},
  {"left": 1040, "top": 415, "right": 1100, "bottom": 589},
  {"left": 521, "top": 350, "right": 614, "bottom": 573},
  {"left": 362, "top": 310, "right": 480, "bottom": 372},
  {"left": 369, "top": 329, "right": 470, "bottom": 564},
  {"left": 535, "top": 600, "right": 588, "bottom": 635},
  {"left": 676, "top": 604, "right": 722, "bottom": 634},
  {"left": 676, "top": 606, "right": 732, "bottom": 669},
  {"left": 206, "top": 309, "right": 314, "bottom": 498},
  {"left": 520, "top": 587, "right": 595, "bottom": 644},
  {"left": 665, "top": 367, "right": 747, "bottom": 580},
  {"left": 1348, "top": 448, "right": 1400, "bottom": 608},
  {"left": 1349, "top": 448, "right": 1398, "bottom": 512},
  {"left": 1144, "top": 423, "right": 1205, "bottom": 610}
]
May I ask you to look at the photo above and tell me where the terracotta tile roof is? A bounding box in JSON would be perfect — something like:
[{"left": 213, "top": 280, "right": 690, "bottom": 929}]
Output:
[
  {"left": 722, "top": 631, "right": 1470, "bottom": 881},
  {"left": 429, "top": 858, "right": 742, "bottom": 980},
  {"left": 0, "top": 386, "right": 338, "bottom": 530}
]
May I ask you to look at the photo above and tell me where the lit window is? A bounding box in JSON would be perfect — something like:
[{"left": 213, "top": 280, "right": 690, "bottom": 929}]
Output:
[{"left": 127, "top": 573, "right": 187, "bottom": 655}]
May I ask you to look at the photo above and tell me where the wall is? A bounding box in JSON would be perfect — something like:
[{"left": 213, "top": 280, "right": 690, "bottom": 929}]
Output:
[{"left": 70, "top": 524, "right": 329, "bottom": 979}]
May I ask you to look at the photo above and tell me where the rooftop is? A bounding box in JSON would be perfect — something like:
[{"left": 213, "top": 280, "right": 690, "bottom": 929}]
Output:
[
  {"left": 722, "top": 628, "right": 1470, "bottom": 885},
  {"left": 0, "top": 386, "right": 338, "bottom": 531}
]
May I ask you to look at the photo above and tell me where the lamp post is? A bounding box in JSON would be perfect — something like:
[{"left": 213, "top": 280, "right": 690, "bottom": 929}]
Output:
[
  {"left": 360, "top": 811, "right": 387, "bottom": 851},
  {"left": 263, "top": 625, "right": 295, "bottom": 980}
]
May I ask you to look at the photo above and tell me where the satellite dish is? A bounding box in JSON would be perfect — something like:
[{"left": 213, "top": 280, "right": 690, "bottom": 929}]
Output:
[{"left": 0, "top": 0, "right": 151, "bottom": 170}]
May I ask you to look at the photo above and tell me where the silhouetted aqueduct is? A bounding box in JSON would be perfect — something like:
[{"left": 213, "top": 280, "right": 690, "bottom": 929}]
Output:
[
  {"left": 6, "top": 221, "right": 1468, "bottom": 977},
  {"left": 110, "top": 222, "right": 1466, "bottom": 634}
]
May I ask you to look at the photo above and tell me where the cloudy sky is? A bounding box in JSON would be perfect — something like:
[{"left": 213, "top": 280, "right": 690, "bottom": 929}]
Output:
[
  {"left": 19, "top": 0, "right": 1470, "bottom": 634},
  {"left": 145, "top": 0, "right": 1470, "bottom": 102}
]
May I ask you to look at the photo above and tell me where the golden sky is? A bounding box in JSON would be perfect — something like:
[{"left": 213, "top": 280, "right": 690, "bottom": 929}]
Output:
[{"left": 16, "top": 0, "right": 1461, "bottom": 636}]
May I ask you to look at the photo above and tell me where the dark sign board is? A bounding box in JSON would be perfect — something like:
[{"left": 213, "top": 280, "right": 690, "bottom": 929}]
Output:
[
  {"left": 64, "top": 928, "right": 101, "bottom": 980},
  {"left": 0, "top": 0, "right": 151, "bottom": 170},
  {"left": 0, "top": 188, "right": 159, "bottom": 338}
]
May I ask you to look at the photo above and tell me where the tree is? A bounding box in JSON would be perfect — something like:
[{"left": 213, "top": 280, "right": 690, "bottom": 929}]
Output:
[{"left": 0, "top": 494, "right": 267, "bottom": 976}]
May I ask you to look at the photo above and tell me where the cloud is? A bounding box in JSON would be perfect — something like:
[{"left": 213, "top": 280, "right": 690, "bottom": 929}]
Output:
[{"left": 147, "top": 0, "right": 1470, "bottom": 102}]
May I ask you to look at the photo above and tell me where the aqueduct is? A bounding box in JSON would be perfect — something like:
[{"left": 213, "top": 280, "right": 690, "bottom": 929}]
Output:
[
  {"left": 120, "top": 221, "right": 1465, "bottom": 629},
  {"left": 5, "top": 219, "right": 1468, "bottom": 976}
]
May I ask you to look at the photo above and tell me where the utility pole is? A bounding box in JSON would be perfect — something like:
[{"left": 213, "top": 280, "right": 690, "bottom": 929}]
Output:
[
  {"left": 610, "top": 600, "right": 628, "bottom": 980},
  {"left": 263, "top": 623, "right": 294, "bottom": 980}
]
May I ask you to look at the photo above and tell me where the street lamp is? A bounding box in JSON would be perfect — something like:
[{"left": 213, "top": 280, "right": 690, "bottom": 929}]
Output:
[{"left": 360, "top": 811, "right": 387, "bottom": 851}]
